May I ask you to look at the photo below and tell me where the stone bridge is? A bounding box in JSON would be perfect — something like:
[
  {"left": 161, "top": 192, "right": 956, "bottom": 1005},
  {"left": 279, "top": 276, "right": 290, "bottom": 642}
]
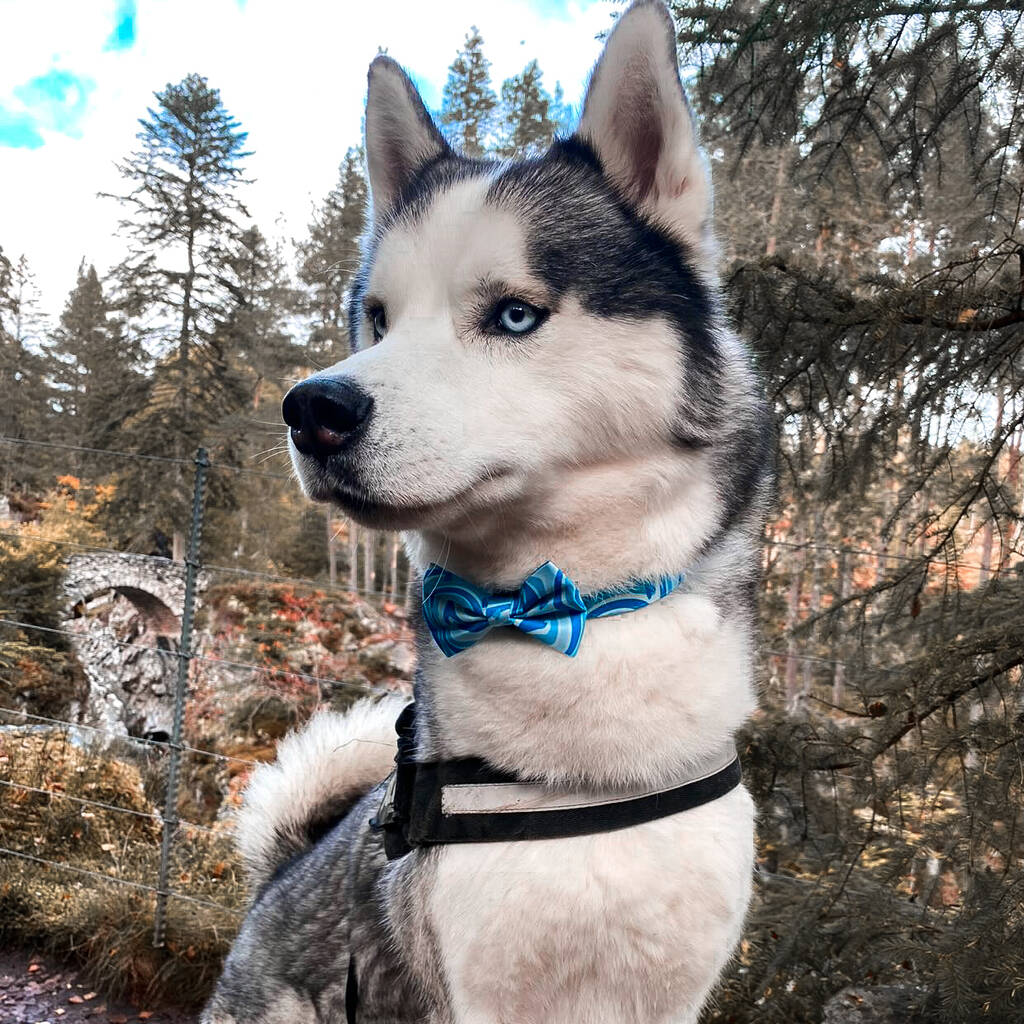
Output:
[
  {"left": 63, "top": 552, "right": 205, "bottom": 633},
  {"left": 62, "top": 553, "right": 207, "bottom": 741}
]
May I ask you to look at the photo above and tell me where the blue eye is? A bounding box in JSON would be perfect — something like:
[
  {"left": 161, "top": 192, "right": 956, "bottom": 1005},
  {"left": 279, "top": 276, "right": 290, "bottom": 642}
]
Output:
[
  {"left": 496, "top": 299, "right": 541, "bottom": 335},
  {"left": 369, "top": 306, "right": 387, "bottom": 342}
]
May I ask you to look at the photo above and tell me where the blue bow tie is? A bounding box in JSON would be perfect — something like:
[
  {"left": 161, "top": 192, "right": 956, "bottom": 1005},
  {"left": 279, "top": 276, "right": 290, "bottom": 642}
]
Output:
[{"left": 421, "top": 561, "right": 685, "bottom": 658}]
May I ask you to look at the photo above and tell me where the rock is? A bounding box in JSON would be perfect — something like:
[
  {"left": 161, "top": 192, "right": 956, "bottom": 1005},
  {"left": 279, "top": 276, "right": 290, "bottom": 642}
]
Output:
[
  {"left": 346, "top": 605, "right": 388, "bottom": 640},
  {"left": 356, "top": 639, "right": 415, "bottom": 679},
  {"left": 822, "top": 985, "right": 927, "bottom": 1024}
]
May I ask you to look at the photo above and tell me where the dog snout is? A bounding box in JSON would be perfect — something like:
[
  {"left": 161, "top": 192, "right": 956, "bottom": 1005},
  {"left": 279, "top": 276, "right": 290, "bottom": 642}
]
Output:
[{"left": 282, "top": 377, "right": 374, "bottom": 458}]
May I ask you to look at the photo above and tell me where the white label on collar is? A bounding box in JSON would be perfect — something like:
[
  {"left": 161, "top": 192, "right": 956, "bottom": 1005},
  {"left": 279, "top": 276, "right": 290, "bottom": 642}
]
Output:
[{"left": 440, "top": 746, "right": 737, "bottom": 816}]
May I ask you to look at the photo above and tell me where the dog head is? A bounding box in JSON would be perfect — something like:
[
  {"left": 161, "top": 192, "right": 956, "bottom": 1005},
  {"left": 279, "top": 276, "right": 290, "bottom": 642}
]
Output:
[{"left": 284, "top": 1, "right": 732, "bottom": 558}]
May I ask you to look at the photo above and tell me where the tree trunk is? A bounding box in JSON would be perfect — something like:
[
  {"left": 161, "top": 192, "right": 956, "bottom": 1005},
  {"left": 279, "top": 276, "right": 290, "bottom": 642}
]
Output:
[
  {"left": 832, "top": 551, "right": 850, "bottom": 705},
  {"left": 327, "top": 513, "right": 337, "bottom": 587},
  {"left": 804, "top": 456, "right": 829, "bottom": 696},
  {"left": 978, "top": 382, "right": 1005, "bottom": 585},
  {"left": 387, "top": 535, "right": 400, "bottom": 600},
  {"left": 784, "top": 531, "right": 805, "bottom": 706},
  {"left": 362, "top": 530, "right": 376, "bottom": 595},
  {"left": 348, "top": 522, "right": 359, "bottom": 591},
  {"left": 765, "top": 146, "right": 791, "bottom": 258}
]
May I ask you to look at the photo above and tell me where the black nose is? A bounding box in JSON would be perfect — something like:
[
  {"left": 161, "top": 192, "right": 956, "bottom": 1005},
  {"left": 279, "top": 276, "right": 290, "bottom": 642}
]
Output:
[{"left": 282, "top": 377, "right": 374, "bottom": 458}]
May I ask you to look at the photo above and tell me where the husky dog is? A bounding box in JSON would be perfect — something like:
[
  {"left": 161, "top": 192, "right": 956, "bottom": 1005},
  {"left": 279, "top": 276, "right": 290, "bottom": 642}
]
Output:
[{"left": 204, "top": 2, "right": 773, "bottom": 1021}]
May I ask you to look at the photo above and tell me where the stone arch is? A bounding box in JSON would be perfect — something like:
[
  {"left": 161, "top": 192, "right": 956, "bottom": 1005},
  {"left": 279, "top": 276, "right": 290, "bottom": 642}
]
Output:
[
  {"left": 63, "top": 552, "right": 198, "bottom": 627},
  {"left": 62, "top": 553, "right": 207, "bottom": 740}
]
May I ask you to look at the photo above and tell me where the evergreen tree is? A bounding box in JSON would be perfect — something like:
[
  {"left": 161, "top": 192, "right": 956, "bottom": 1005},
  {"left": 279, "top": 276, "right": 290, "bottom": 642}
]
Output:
[
  {"left": 297, "top": 148, "right": 367, "bottom": 360},
  {"left": 221, "top": 226, "right": 298, "bottom": 395},
  {"left": 7, "top": 255, "right": 49, "bottom": 352},
  {"left": 105, "top": 73, "right": 252, "bottom": 554},
  {"left": 496, "top": 60, "right": 557, "bottom": 158},
  {"left": 0, "top": 251, "right": 52, "bottom": 492},
  {"left": 548, "top": 82, "right": 574, "bottom": 137},
  {"left": 199, "top": 224, "right": 307, "bottom": 566},
  {"left": 662, "top": 2, "right": 1024, "bottom": 1020},
  {"left": 49, "top": 262, "right": 144, "bottom": 466},
  {"left": 440, "top": 27, "right": 497, "bottom": 157}
]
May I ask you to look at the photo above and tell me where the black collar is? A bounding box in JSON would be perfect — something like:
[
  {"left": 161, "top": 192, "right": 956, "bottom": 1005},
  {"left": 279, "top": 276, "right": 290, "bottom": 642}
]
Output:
[{"left": 370, "top": 703, "right": 741, "bottom": 860}]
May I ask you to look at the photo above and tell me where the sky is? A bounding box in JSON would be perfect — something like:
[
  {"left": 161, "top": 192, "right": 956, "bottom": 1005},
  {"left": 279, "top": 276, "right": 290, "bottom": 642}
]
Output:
[{"left": 0, "top": 0, "right": 615, "bottom": 321}]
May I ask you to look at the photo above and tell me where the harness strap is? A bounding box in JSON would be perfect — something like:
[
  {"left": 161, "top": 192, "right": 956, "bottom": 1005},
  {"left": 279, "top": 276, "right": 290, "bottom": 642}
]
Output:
[
  {"left": 370, "top": 704, "right": 742, "bottom": 860},
  {"left": 346, "top": 952, "right": 358, "bottom": 1023}
]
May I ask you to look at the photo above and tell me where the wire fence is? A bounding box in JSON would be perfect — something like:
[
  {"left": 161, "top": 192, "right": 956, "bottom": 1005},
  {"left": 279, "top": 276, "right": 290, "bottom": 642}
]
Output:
[
  {"left": 2, "top": 430, "right": 1020, "bottom": 945},
  {"left": 0, "top": 529, "right": 398, "bottom": 601},
  {"left": 0, "top": 846, "right": 240, "bottom": 916},
  {"left": 0, "top": 615, "right": 396, "bottom": 699},
  {"left": 1, "top": 435, "right": 415, "bottom": 938}
]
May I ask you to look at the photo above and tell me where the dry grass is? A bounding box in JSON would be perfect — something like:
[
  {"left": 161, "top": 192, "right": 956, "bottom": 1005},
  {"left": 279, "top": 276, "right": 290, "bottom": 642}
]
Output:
[{"left": 0, "top": 726, "right": 243, "bottom": 1009}]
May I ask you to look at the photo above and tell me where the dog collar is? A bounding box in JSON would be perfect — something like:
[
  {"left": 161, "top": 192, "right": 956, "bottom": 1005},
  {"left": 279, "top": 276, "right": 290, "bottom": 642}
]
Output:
[{"left": 369, "top": 704, "right": 741, "bottom": 860}]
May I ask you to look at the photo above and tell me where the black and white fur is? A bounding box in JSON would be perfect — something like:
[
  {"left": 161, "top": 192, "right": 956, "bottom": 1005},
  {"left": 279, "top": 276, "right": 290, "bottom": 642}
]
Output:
[{"left": 204, "top": 3, "right": 774, "bottom": 1021}]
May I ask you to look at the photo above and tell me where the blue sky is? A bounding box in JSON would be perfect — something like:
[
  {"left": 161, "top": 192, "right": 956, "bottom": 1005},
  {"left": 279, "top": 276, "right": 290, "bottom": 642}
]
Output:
[
  {"left": 0, "top": 0, "right": 614, "bottom": 317},
  {"left": 104, "top": 1, "right": 137, "bottom": 52}
]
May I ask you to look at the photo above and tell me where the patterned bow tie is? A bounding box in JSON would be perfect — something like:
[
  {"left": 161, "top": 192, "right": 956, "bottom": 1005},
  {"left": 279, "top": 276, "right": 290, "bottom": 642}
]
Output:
[{"left": 421, "top": 561, "right": 685, "bottom": 658}]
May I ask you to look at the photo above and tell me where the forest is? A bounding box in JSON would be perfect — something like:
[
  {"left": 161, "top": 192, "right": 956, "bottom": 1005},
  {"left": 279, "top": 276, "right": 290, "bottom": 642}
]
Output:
[{"left": 1, "top": 1, "right": 1023, "bottom": 1021}]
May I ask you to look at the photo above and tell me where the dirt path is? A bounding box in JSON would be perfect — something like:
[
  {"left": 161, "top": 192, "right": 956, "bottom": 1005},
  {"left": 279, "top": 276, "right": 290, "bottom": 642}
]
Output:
[{"left": 0, "top": 948, "right": 195, "bottom": 1024}]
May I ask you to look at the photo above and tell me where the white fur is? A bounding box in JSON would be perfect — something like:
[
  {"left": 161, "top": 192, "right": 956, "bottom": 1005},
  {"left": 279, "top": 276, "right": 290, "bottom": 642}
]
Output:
[
  {"left": 420, "top": 591, "right": 754, "bottom": 786},
  {"left": 280, "top": 3, "right": 760, "bottom": 1020},
  {"left": 432, "top": 788, "right": 754, "bottom": 1024},
  {"left": 416, "top": 592, "right": 755, "bottom": 1022},
  {"left": 300, "top": 173, "right": 719, "bottom": 583},
  {"left": 236, "top": 695, "right": 407, "bottom": 892}
]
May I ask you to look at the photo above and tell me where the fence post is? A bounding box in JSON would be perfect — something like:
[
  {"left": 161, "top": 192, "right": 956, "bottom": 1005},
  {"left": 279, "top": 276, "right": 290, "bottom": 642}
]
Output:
[{"left": 153, "top": 447, "right": 208, "bottom": 948}]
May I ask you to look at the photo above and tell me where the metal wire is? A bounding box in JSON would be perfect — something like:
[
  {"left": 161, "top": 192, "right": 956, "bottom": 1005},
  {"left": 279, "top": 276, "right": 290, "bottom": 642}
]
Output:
[
  {"left": 0, "top": 433, "right": 290, "bottom": 480},
  {"left": 0, "top": 528, "right": 160, "bottom": 560},
  {"left": 0, "top": 529, "right": 401, "bottom": 602},
  {"left": 0, "top": 778, "right": 224, "bottom": 837},
  {"left": 0, "top": 435, "right": 193, "bottom": 467},
  {"left": 5, "top": 431, "right": 1016, "bottom": 574},
  {"left": 0, "top": 615, "right": 398, "bottom": 699},
  {"left": 766, "top": 535, "right": 1018, "bottom": 575},
  {"left": 0, "top": 706, "right": 258, "bottom": 767},
  {"left": 202, "top": 560, "right": 399, "bottom": 600},
  {"left": 762, "top": 647, "right": 900, "bottom": 674},
  {"left": 0, "top": 845, "right": 240, "bottom": 915}
]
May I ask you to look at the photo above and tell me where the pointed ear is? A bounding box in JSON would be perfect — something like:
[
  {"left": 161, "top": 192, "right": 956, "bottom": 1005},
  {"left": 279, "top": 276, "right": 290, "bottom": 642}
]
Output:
[
  {"left": 365, "top": 56, "right": 451, "bottom": 220},
  {"left": 576, "top": 1, "right": 711, "bottom": 248}
]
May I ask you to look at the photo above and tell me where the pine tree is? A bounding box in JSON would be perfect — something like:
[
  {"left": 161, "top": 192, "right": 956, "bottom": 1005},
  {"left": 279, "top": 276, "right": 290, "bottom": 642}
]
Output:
[
  {"left": 440, "top": 27, "right": 497, "bottom": 158},
  {"left": 496, "top": 60, "right": 557, "bottom": 158},
  {"left": 49, "top": 262, "right": 144, "bottom": 467},
  {"left": 104, "top": 74, "right": 252, "bottom": 555},
  {"left": 0, "top": 251, "right": 52, "bottom": 492},
  {"left": 661, "top": 2, "right": 1024, "bottom": 1019},
  {"left": 7, "top": 256, "right": 49, "bottom": 353},
  {"left": 221, "top": 226, "right": 298, "bottom": 396},
  {"left": 548, "top": 82, "right": 574, "bottom": 137},
  {"left": 297, "top": 148, "right": 367, "bottom": 360},
  {"left": 200, "top": 224, "right": 306, "bottom": 565}
]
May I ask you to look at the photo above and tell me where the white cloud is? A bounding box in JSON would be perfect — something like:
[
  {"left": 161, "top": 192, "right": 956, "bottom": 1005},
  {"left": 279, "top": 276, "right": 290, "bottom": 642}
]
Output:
[{"left": 0, "top": 0, "right": 615, "bottom": 319}]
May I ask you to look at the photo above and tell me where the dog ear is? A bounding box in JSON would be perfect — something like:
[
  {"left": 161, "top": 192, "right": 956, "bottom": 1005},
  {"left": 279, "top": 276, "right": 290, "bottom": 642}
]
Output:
[
  {"left": 576, "top": 1, "right": 711, "bottom": 248},
  {"left": 365, "top": 56, "right": 451, "bottom": 220}
]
